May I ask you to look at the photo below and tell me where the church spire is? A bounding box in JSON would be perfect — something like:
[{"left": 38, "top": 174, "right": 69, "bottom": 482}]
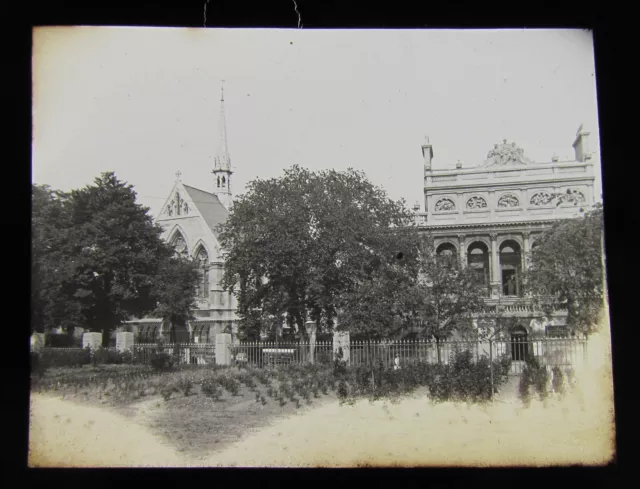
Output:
[{"left": 212, "top": 80, "right": 233, "bottom": 210}]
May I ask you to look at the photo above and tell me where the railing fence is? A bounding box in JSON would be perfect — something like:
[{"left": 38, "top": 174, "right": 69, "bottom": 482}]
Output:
[{"left": 37, "top": 338, "right": 587, "bottom": 373}]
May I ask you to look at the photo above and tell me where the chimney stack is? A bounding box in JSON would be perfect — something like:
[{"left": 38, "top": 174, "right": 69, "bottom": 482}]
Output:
[
  {"left": 422, "top": 136, "right": 434, "bottom": 173},
  {"left": 572, "top": 124, "right": 591, "bottom": 162}
]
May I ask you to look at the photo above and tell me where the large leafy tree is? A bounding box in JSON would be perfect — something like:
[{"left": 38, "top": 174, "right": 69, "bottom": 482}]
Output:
[
  {"left": 525, "top": 203, "right": 605, "bottom": 337},
  {"left": 31, "top": 185, "right": 82, "bottom": 334},
  {"left": 218, "top": 165, "right": 418, "bottom": 343},
  {"left": 31, "top": 172, "right": 199, "bottom": 344},
  {"left": 340, "top": 234, "right": 486, "bottom": 358}
]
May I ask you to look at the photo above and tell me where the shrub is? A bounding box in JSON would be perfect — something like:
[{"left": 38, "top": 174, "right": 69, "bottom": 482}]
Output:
[
  {"left": 518, "top": 356, "right": 549, "bottom": 403},
  {"left": 552, "top": 366, "right": 565, "bottom": 396},
  {"left": 150, "top": 352, "right": 174, "bottom": 372},
  {"left": 201, "top": 379, "right": 223, "bottom": 401},
  {"left": 91, "top": 347, "right": 133, "bottom": 366},
  {"left": 176, "top": 375, "right": 194, "bottom": 396},
  {"left": 217, "top": 375, "right": 240, "bottom": 396},
  {"left": 40, "top": 348, "right": 91, "bottom": 368}
]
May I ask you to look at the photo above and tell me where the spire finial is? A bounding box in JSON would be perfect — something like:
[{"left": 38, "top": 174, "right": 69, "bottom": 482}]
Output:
[
  {"left": 221, "top": 79, "right": 225, "bottom": 102},
  {"left": 175, "top": 170, "right": 182, "bottom": 181}
]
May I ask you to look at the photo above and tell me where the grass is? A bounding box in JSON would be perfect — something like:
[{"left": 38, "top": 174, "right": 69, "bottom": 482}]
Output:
[{"left": 31, "top": 363, "right": 340, "bottom": 457}]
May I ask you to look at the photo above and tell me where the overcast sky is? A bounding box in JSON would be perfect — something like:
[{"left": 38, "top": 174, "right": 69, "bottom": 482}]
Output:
[{"left": 32, "top": 27, "right": 601, "bottom": 218}]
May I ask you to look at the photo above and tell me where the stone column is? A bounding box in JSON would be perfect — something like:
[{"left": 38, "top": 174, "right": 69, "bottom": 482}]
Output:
[
  {"left": 215, "top": 333, "right": 232, "bottom": 365},
  {"left": 458, "top": 234, "right": 466, "bottom": 266},
  {"left": 522, "top": 231, "right": 531, "bottom": 268},
  {"left": 306, "top": 319, "right": 317, "bottom": 364},
  {"left": 116, "top": 332, "right": 134, "bottom": 353},
  {"left": 490, "top": 233, "right": 501, "bottom": 298}
]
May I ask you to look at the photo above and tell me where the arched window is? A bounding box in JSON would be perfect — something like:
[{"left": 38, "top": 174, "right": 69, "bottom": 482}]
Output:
[
  {"left": 222, "top": 176, "right": 226, "bottom": 186},
  {"left": 500, "top": 240, "right": 522, "bottom": 296},
  {"left": 436, "top": 242, "right": 457, "bottom": 267},
  {"left": 195, "top": 247, "right": 210, "bottom": 301},
  {"left": 217, "top": 176, "right": 221, "bottom": 188},
  {"left": 436, "top": 242, "right": 457, "bottom": 256},
  {"left": 170, "top": 232, "right": 188, "bottom": 259},
  {"left": 467, "top": 242, "right": 489, "bottom": 295}
]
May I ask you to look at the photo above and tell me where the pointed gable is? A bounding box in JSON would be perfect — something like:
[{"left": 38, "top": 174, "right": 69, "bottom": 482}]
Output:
[{"left": 182, "top": 184, "right": 229, "bottom": 238}]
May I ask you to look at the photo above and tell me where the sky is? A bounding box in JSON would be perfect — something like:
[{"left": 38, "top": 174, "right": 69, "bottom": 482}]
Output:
[{"left": 32, "top": 27, "right": 601, "bottom": 219}]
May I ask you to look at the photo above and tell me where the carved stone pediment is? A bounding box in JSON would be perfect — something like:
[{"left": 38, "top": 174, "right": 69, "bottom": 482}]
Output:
[{"left": 483, "top": 140, "right": 532, "bottom": 167}]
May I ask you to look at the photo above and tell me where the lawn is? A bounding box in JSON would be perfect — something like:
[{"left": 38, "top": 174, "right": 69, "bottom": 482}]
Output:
[{"left": 28, "top": 334, "right": 616, "bottom": 468}]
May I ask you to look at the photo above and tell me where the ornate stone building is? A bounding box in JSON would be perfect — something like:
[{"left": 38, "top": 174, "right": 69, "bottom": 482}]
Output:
[
  {"left": 125, "top": 86, "right": 239, "bottom": 344},
  {"left": 412, "top": 125, "right": 597, "bottom": 341}
]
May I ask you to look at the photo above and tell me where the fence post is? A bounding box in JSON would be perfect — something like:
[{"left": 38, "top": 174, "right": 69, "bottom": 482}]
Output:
[
  {"left": 116, "top": 332, "right": 134, "bottom": 353},
  {"left": 31, "top": 333, "right": 45, "bottom": 353},
  {"left": 215, "top": 333, "right": 232, "bottom": 366},
  {"left": 333, "top": 331, "right": 350, "bottom": 365},
  {"left": 489, "top": 339, "right": 494, "bottom": 402}
]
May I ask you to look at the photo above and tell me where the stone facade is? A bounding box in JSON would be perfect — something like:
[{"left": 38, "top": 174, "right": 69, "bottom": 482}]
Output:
[{"left": 413, "top": 126, "right": 597, "bottom": 340}]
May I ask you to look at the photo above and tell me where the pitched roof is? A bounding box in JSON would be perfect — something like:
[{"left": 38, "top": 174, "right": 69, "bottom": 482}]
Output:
[{"left": 182, "top": 184, "right": 229, "bottom": 238}]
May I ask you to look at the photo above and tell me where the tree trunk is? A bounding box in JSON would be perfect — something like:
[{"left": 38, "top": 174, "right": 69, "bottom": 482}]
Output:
[{"left": 436, "top": 336, "right": 442, "bottom": 365}]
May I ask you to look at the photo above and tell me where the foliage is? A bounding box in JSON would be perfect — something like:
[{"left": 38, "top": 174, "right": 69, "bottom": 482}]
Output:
[
  {"left": 150, "top": 351, "right": 174, "bottom": 372},
  {"left": 148, "top": 255, "right": 200, "bottom": 331},
  {"left": 518, "top": 356, "right": 550, "bottom": 404},
  {"left": 31, "top": 173, "right": 199, "bottom": 343},
  {"left": 403, "top": 236, "right": 487, "bottom": 344},
  {"left": 38, "top": 348, "right": 92, "bottom": 369},
  {"left": 201, "top": 379, "right": 223, "bottom": 401},
  {"left": 552, "top": 366, "right": 566, "bottom": 396},
  {"left": 217, "top": 165, "right": 418, "bottom": 343},
  {"left": 525, "top": 203, "right": 605, "bottom": 337},
  {"left": 91, "top": 347, "right": 133, "bottom": 366}
]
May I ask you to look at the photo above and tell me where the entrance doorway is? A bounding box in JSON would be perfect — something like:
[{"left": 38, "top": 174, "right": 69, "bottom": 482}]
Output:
[{"left": 510, "top": 326, "right": 529, "bottom": 362}]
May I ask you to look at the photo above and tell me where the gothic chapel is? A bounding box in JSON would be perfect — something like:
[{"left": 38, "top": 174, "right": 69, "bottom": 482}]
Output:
[{"left": 125, "top": 85, "right": 239, "bottom": 344}]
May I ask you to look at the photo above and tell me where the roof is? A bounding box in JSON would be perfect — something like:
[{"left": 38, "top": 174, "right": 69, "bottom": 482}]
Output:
[{"left": 182, "top": 184, "right": 229, "bottom": 238}]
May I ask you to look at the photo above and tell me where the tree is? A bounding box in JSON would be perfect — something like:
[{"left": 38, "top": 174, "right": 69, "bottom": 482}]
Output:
[
  {"left": 31, "top": 173, "right": 199, "bottom": 344},
  {"left": 148, "top": 255, "right": 200, "bottom": 333},
  {"left": 403, "top": 235, "right": 487, "bottom": 362},
  {"left": 524, "top": 203, "right": 605, "bottom": 337},
  {"left": 218, "top": 165, "right": 418, "bottom": 350},
  {"left": 31, "top": 184, "right": 81, "bottom": 334}
]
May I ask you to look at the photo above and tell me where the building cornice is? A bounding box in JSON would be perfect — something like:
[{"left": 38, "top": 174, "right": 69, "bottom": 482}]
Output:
[
  {"left": 416, "top": 219, "right": 557, "bottom": 231},
  {"left": 424, "top": 176, "right": 595, "bottom": 193}
]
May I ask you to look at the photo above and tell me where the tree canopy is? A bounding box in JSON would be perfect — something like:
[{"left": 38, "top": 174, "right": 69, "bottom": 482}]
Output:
[
  {"left": 217, "top": 165, "right": 419, "bottom": 340},
  {"left": 525, "top": 203, "right": 605, "bottom": 336},
  {"left": 31, "top": 172, "right": 199, "bottom": 342}
]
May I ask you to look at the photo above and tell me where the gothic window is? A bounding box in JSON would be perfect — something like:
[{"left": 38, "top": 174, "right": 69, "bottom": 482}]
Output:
[
  {"left": 217, "top": 176, "right": 221, "bottom": 188},
  {"left": 194, "top": 247, "right": 210, "bottom": 300},
  {"left": 183, "top": 202, "right": 189, "bottom": 214},
  {"left": 467, "top": 242, "right": 490, "bottom": 295},
  {"left": 500, "top": 240, "right": 522, "bottom": 296},
  {"left": 166, "top": 203, "right": 174, "bottom": 216},
  {"left": 175, "top": 192, "right": 183, "bottom": 216},
  {"left": 498, "top": 194, "right": 519, "bottom": 208},
  {"left": 171, "top": 233, "right": 188, "bottom": 259},
  {"left": 530, "top": 191, "right": 553, "bottom": 206},
  {"left": 434, "top": 198, "right": 456, "bottom": 212},
  {"left": 466, "top": 196, "right": 488, "bottom": 210},
  {"left": 222, "top": 176, "right": 226, "bottom": 186}
]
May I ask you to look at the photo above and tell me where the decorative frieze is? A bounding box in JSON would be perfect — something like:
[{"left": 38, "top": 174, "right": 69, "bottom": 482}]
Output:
[
  {"left": 497, "top": 194, "right": 519, "bottom": 208},
  {"left": 434, "top": 198, "right": 456, "bottom": 212},
  {"left": 466, "top": 196, "right": 488, "bottom": 209}
]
